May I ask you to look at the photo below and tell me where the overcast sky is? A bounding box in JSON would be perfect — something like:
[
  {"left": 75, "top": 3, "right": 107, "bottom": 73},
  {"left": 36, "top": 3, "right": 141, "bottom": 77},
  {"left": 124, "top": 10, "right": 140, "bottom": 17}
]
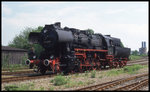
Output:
[{"left": 2, "top": 1, "right": 149, "bottom": 51}]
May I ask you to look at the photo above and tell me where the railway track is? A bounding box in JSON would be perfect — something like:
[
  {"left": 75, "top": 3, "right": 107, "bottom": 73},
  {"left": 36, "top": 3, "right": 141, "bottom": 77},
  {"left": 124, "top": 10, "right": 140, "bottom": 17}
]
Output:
[
  {"left": 128, "top": 79, "right": 148, "bottom": 90},
  {"left": 128, "top": 58, "right": 148, "bottom": 64},
  {"left": 2, "top": 67, "right": 29, "bottom": 71},
  {"left": 2, "top": 74, "right": 55, "bottom": 83},
  {"left": 2, "top": 70, "right": 34, "bottom": 75},
  {"left": 2, "top": 58, "right": 148, "bottom": 83},
  {"left": 74, "top": 73, "right": 148, "bottom": 91},
  {"left": 127, "top": 61, "right": 148, "bottom": 66},
  {"left": 112, "top": 78, "right": 148, "bottom": 91}
]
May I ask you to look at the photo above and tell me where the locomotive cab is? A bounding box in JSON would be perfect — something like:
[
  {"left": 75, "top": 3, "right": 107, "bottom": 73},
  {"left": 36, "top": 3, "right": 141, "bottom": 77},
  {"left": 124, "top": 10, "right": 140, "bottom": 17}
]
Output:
[{"left": 103, "top": 35, "right": 130, "bottom": 58}]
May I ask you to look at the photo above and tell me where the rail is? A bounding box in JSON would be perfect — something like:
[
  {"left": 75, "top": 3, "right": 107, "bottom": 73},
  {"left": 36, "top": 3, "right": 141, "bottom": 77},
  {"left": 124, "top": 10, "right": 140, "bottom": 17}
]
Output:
[
  {"left": 2, "top": 74, "right": 55, "bottom": 83},
  {"left": 112, "top": 78, "right": 148, "bottom": 91},
  {"left": 74, "top": 73, "right": 148, "bottom": 91}
]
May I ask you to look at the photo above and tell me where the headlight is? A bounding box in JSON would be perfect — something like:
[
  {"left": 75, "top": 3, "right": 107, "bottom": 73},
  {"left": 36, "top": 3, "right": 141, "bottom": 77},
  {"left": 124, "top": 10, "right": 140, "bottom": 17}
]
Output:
[
  {"left": 33, "top": 56, "right": 36, "bottom": 59},
  {"left": 50, "top": 55, "right": 54, "bottom": 60}
]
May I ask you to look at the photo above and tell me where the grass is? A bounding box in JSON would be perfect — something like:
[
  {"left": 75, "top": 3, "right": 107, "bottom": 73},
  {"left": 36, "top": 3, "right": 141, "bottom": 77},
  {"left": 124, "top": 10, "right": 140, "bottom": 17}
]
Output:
[
  {"left": 51, "top": 64, "right": 147, "bottom": 88},
  {"left": 106, "top": 64, "right": 148, "bottom": 76},
  {"left": 98, "top": 75, "right": 103, "bottom": 79},
  {"left": 106, "top": 69, "right": 124, "bottom": 76},
  {"left": 123, "top": 64, "right": 147, "bottom": 74},
  {"left": 49, "top": 86, "right": 55, "bottom": 90},
  {"left": 52, "top": 75, "right": 69, "bottom": 86},
  {"left": 84, "top": 70, "right": 89, "bottom": 77},
  {"left": 64, "top": 81, "right": 84, "bottom": 88},
  {"left": 91, "top": 70, "right": 96, "bottom": 78},
  {"left": 2, "top": 64, "right": 28, "bottom": 72},
  {"left": 39, "top": 87, "right": 45, "bottom": 90},
  {"left": 75, "top": 73, "right": 79, "bottom": 77},
  {"left": 49, "top": 64, "right": 148, "bottom": 90},
  {"left": 50, "top": 73, "right": 87, "bottom": 88},
  {"left": 4, "top": 83, "right": 35, "bottom": 91},
  {"left": 50, "top": 74, "right": 85, "bottom": 88},
  {"left": 86, "top": 80, "right": 95, "bottom": 85},
  {"left": 129, "top": 55, "right": 141, "bottom": 61},
  {"left": 129, "top": 55, "right": 147, "bottom": 61},
  {"left": 4, "top": 85, "right": 19, "bottom": 91}
]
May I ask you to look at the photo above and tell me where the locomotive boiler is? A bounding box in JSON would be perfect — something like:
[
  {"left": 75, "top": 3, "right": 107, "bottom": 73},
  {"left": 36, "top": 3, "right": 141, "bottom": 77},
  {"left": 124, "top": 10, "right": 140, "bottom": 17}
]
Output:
[{"left": 26, "top": 22, "right": 130, "bottom": 74}]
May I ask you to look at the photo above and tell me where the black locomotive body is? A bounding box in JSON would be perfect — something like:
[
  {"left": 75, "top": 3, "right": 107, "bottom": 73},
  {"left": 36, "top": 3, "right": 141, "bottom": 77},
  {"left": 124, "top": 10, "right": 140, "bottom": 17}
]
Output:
[{"left": 26, "top": 22, "right": 130, "bottom": 74}]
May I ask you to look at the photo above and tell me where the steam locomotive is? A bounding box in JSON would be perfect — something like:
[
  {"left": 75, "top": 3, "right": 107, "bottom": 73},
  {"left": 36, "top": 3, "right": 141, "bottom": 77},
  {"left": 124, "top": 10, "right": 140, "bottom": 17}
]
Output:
[{"left": 25, "top": 22, "right": 130, "bottom": 74}]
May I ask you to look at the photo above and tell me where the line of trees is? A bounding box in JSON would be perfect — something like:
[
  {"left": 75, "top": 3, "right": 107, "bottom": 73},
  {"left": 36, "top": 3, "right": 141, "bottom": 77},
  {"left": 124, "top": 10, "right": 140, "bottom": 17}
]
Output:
[
  {"left": 131, "top": 50, "right": 139, "bottom": 55},
  {"left": 8, "top": 26, "right": 44, "bottom": 57}
]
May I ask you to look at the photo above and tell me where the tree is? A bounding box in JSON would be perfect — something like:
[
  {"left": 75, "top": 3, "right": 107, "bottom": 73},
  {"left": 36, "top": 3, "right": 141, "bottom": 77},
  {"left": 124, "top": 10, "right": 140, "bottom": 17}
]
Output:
[
  {"left": 132, "top": 50, "right": 139, "bottom": 55},
  {"left": 87, "top": 28, "right": 94, "bottom": 34},
  {"left": 8, "top": 26, "right": 44, "bottom": 57},
  {"left": 120, "top": 42, "right": 124, "bottom": 47}
]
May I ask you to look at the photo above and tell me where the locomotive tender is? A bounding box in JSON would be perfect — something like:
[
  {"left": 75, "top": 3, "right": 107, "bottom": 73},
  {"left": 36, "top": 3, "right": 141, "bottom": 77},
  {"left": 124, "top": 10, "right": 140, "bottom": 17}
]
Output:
[{"left": 26, "top": 22, "right": 130, "bottom": 74}]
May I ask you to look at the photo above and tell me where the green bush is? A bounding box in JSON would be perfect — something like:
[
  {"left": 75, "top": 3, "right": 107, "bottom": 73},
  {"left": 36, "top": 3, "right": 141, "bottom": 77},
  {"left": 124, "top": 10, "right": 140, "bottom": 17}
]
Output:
[
  {"left": 123, "top": 64, "right": 144, "bottom": 74},
  {"left": 78, "top": 81, "right": 84, "bottom": 85},
  {"left": 129, "top": 54, "right": 147, "bottom": 61},
  {"left": 84, "top": 71, "right": 89, "bottom": 76},
  {"left": 140, "top": 54, "right": 148, "bottom": 57},
  {"left": 106, "top": 69, "right": 123, "bottom": 76},
  {"left": 65, "top": 80, "right": 84, "bottom": 88},
  {"left": 50, "top": 79, "right": 54, "bottom": 83},
  {"left": 5, "top": 64, "right": 28, "bottom": 72},
  {"left": 49, "top": 86, "right": 54, "bottom": 90},
  {"left": 91, "top": 70, "right": 96, "bottom": 78},
  {"left": 65, "top": 81, "right": 76, "bottom": 88},
  {"left": 53, "top": 75, "right": 68, "bottom": 86},
  {"left": 106, "top": 64, "right": 147, "bottom": 76},
  {"left": 99, "top": 75, "right": 103, "bottom": 79},
  {"left": 129, "top": 55, "right": 141, "bottom": 61},
  {"left": 39, "top": 87, "right": 44, "bottom": 90},
  {"left": 21, "top": 55, "right": 28, "bottom": 65},
  {"left": 4, "top": 85, "right": 19, "bottom": 91},
  {"left": 75, "top": 73, "right": 79, "bottom": 77},
  {"left": 4, "top": 83, "right": 34, "bottom": 91}
]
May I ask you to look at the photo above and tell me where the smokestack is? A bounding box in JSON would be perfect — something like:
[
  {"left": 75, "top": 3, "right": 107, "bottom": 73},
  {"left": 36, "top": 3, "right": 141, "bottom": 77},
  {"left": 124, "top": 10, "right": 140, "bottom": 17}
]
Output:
[
  {"left": 144, "top": 41, "right": 146, "bottom": 48},
  {"left": 54, "top": 22, "right": 61, "bottom": 27},
  {"left": 142, "top": 41, "right": 144, "bottom": 48}
]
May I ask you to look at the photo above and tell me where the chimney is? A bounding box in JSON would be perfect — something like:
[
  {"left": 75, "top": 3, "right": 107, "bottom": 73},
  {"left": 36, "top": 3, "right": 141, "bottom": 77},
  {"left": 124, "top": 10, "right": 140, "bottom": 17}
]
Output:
[
  {"left": 54, "top": 22, "right": 61, "bottom": 28},
  {"left": 144, "top": 41, "right": 146, "bottom": 48}
]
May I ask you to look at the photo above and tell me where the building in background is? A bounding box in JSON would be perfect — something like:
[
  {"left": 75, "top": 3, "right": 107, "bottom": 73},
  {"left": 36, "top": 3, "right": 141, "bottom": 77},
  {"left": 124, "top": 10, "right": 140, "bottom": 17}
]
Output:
[
  {"left": 139, "top": 41, "right": 147, "bottom": 55},
  {"left": 2, "top": 46, "right": 28, "bottom": 65}
]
